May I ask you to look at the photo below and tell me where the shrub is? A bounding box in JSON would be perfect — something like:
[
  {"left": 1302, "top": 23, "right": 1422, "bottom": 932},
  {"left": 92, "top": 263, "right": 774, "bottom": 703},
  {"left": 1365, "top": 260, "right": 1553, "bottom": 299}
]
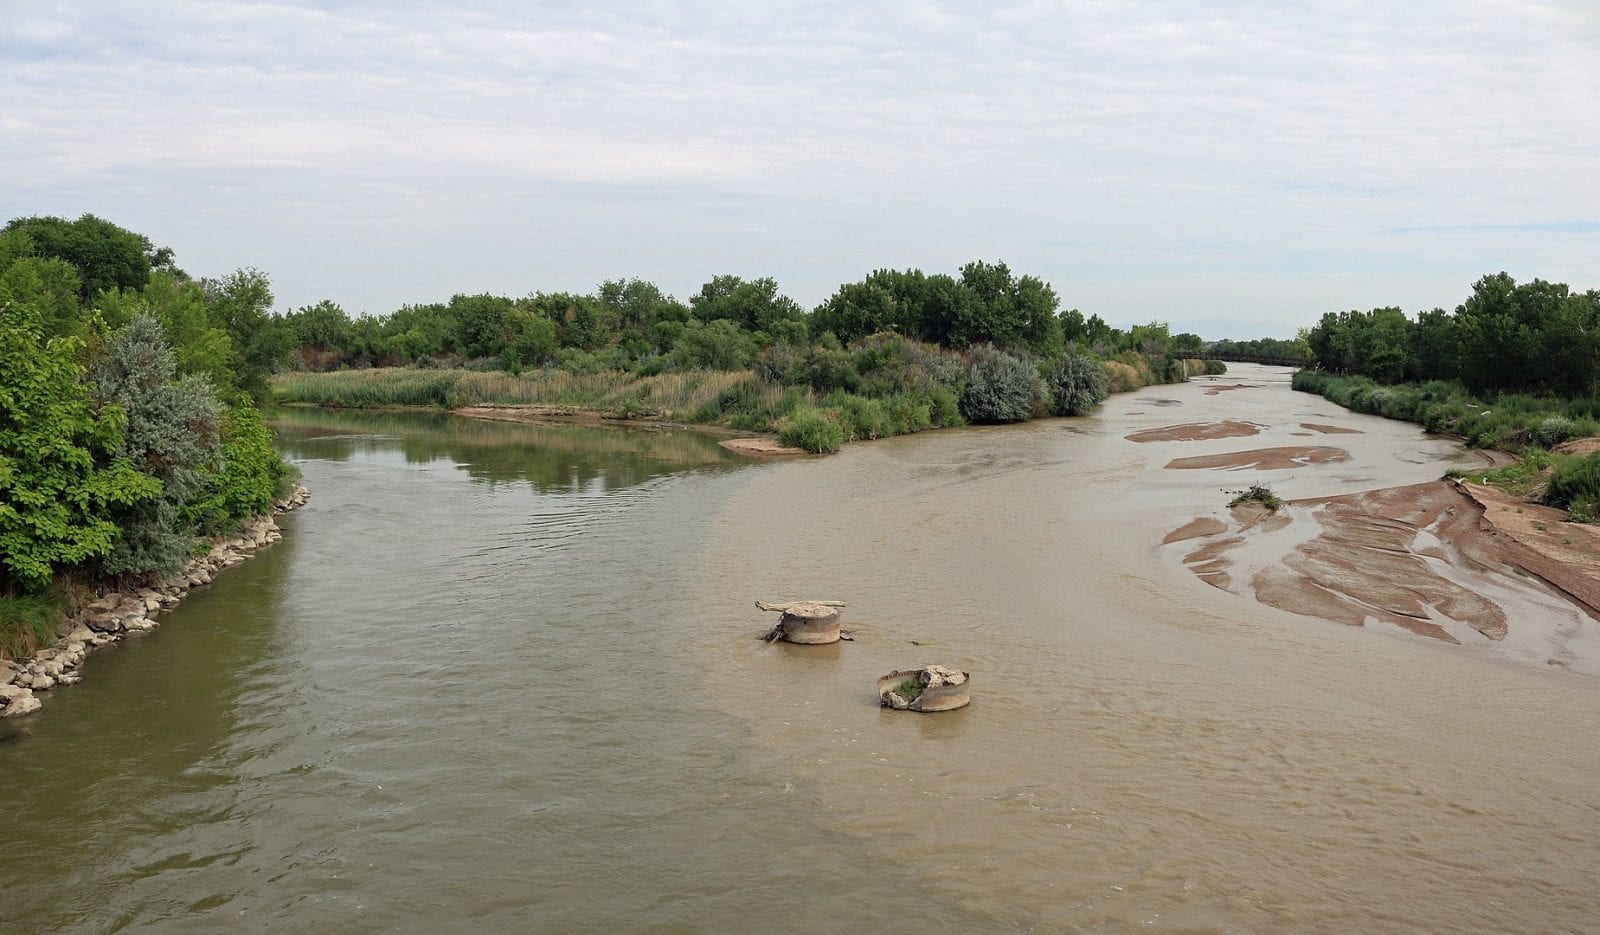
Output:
[
  {"left": 778, "top": 407, "right": 845, "bottom": 453},
  {"left": 1050, "top": 353, "right": 1110, "bottom": 416},
  {"left": 1229, "top": 485, "right": 1282, "bottom": 512},
  {"left": 837, "top": 395, "right": 889, "bottom": 440},
  {"left": 0, "top": 300, "right": 160, "bottom": 592},
  {"left": 1544, "top": 452, "right": 1600, "bottom": 521},
  {"left": 187, "top": 402, "right": 293, "bottom": 532},
  {"left": 959, "top": 345, "right": 1044, "bottom": 424},
  {"left": 928, "top": 386, "right": 964, "bottom": 427},
  {"left": 1527, "top": 416, "right": 1577, "bottom": 449}
]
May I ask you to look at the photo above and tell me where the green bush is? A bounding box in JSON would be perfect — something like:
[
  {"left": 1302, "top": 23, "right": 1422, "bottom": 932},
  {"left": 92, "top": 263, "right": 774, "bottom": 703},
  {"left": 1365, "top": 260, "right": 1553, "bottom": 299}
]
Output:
[
  {"left": 959, "top": 345, "right": 1044, "bottom": 424},
  {"left": 1229, "top": 485, "right": 1282, "bottom": 512},
  {"left": 778, "top": 407, "right": 845, "bottom": 453},
  {"left": 1526, "top": 416, "right": 1577, "bottom": 449},
  {"left": 1050, "top": 353, "right": 1110, "bottom": 416},
  {"left": 0, "top": 301, "right": 160, "bottom": 592},
  {"left": 187, "top": 402, "right": 293, "bottom": 532},
  {"left": 837, "top": 395, "right": 888, "bottom": 440},
  {"left": 1545, "top": 452, "right": 1600, "bottom": 521}
]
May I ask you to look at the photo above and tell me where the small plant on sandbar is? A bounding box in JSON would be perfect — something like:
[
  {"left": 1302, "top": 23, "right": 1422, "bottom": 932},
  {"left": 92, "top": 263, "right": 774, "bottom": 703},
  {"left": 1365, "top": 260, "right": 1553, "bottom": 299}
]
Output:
[{"left": 1229, "top": 485, "right": 1282, "bottom": 512}]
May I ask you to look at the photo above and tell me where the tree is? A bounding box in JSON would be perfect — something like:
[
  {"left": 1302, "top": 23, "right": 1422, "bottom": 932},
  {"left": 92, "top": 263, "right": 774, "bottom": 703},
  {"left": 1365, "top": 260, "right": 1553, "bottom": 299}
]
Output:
[
  {"left": 0, "top": 300, "right": 159, "bottom": 592},
  {"left": 689, "top": 275, "right": 804, "bottom": 336},
  {"left": 501, "top": 308, "right": 558, "bottom": 371},
  {"left": 204, "top": 268, "right": 291, "bottom": 401},
  {"left": 96, "top": 272, "right": 235, "bottom": 385},
  {"left": 89, "top": 315, "right": 221, "bottom": 577},
  {"left": 1408, "top": 308, "right": 1458, "bottom": 382},
  {"left": 447, "top": 293, "right": 518, "bottom": 359},
  {"left": 3, "top": 214, "right": 166, "bottom": 301},
  {"left": 283, "top": 299, "right": 354, "bottom": 369},
  {"left": 0, "top": 256, "right": 82, "bottom": 339}
]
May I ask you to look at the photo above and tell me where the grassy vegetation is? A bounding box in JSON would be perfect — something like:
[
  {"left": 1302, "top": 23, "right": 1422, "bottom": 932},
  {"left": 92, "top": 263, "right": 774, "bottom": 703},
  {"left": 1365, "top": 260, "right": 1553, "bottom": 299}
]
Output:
[
  {"left": 275, "top": 338, "right": 1222, "bottom": 454},
  {"left": 1546, "top": 452, "right": 1600, "bottom": 522},
  {"left": 0, "top": 590, "right": 69, "bottom": 659},
  {"left": 1292, "top": 371, "right": 1600, "bottom": 450},
  {"left": 1446, "top": 449, "right": 1557, "bottom": 498}
]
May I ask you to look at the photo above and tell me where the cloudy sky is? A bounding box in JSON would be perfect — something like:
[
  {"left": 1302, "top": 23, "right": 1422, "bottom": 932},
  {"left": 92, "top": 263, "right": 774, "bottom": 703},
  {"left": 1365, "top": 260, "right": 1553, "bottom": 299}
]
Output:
[{"left": 3, "top": 1, "right": 1597, "bottom": 337}]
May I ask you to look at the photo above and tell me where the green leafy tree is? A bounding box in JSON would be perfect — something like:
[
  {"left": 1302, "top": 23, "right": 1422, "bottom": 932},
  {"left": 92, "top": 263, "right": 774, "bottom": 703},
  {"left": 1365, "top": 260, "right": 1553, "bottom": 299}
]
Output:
[
  {"left": 205, "top": 268, "right": 292, "bottom": 401},
  {"left": 96, "top": 271, "right": 234, "bottom": 385},
  {"left": 689, "top": 275, "right": 804, "bottom": 336},
  {"left": 283, "top": 299, "right": 354, "bottom": 369},
  {"left": 1408, "top": 308, "right": 1459, "bottom": 382},
  {"left": 0, "top": 300, "right": 159, "bottom": 592},
  {"left": 2, "top": 214, "right": 167, "bottom": 301},
  {"left": 0, "top": 255, "right": 82, "bottom": 339},
  {"left": 669, "top": 319, "right": 758, "bottom": 370},
  {"left": 501, "top": 308, "right": 559, "bottom": 371}
]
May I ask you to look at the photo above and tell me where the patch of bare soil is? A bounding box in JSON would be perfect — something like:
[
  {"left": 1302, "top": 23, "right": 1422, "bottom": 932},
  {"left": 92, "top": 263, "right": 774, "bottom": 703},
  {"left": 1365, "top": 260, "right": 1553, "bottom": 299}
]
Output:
[
  {"left": 1126, "top": 420, "right": 1263, "bottom": 443},
  {"left": 1555, "top": 437, "right": 1600, "bottom": 457},
  {"left": 718, "top": 437, "right": 806, "bottom": 457},
  {"left": 1164, "top": 446, "right": 1350, "bottom": 471},
  {"left": 1300, "top": 422, "right": 1364, "bottom": 435},
  {"left": 1457, "top": 481, "right": 1600, "bottom": 610}
]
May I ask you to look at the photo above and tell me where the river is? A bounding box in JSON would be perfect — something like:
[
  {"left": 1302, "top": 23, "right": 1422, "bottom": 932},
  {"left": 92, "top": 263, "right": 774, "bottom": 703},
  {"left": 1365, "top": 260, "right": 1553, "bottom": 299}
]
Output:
[{"left": 2, "top": 366, "right": 1597, "bottom": 933}]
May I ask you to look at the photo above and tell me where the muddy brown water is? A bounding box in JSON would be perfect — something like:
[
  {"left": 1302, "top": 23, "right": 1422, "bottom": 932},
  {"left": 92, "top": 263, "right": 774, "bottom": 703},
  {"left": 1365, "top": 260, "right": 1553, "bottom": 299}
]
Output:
[{"left": 3, "top": 369, "right": 1598, "bottom": 933}]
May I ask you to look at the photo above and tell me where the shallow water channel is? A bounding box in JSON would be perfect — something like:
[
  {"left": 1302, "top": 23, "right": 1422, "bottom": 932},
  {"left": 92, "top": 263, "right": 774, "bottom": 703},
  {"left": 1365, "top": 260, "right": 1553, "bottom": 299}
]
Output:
[{"left": 3, "top": 367, "right": 1598, "bottom": 933}]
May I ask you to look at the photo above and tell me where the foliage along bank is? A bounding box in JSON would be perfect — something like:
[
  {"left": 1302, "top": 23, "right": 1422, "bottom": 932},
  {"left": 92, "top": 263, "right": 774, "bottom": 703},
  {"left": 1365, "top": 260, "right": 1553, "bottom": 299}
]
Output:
[
  {"left": 1293, "top": 272, "right": 1600, "bottom": 522},
  {"left": 1, "top": 214, "right": 297, "bottom": 657},
  {"left": 271, "top": 263, "right": 1227, "bottom": 452}
]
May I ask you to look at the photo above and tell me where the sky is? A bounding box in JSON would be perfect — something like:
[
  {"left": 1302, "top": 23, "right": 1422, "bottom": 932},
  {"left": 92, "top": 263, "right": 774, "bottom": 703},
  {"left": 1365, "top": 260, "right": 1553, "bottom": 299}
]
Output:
[{"left": 3, "top": 0, "right": 1598, "bottom": 339}]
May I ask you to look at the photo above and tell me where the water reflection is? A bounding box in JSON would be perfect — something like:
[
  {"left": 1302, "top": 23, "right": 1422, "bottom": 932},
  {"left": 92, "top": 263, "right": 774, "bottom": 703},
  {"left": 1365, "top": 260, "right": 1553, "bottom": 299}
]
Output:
[{"left": 270, "top": 407, "right": 748, "bottom": 494}]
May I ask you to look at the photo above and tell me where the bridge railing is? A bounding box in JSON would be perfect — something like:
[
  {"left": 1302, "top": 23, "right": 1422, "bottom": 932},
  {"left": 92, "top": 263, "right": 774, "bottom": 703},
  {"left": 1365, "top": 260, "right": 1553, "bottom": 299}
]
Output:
[{"left": 1192, "top": 351, "right": 1314, "bottom": 368}]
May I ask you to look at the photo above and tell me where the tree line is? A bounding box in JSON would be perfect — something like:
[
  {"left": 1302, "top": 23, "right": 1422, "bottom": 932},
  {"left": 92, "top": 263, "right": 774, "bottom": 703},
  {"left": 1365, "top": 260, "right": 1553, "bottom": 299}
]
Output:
[
  {"left": 1, "top": 214, "right": 295, "bottom": 605},
  {"left": 1304, "top": 273, "right": 1600, "bottom": 397},
  {"left": 272, "top": 262, "right": 1212, "bottom": 382}
]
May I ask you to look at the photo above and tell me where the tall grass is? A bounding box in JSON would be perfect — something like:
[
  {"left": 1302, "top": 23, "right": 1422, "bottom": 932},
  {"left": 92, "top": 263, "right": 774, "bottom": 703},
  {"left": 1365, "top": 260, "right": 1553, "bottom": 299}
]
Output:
[
  {"left": 1, "top": 591, "right": 67, "bottom": 659},
  {"left": 273, "top": 369, "right": 462, "bottom": 407}
]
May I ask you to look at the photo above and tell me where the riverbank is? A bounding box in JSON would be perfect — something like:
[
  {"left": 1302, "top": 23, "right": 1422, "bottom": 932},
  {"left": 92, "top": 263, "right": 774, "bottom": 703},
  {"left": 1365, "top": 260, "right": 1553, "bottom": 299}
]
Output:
[
  {"left": 0, "top": 485, "right": 311, "bottom": 720},
  {"left": 273, "top": 352, "right": 1225, "bottom": 453}
]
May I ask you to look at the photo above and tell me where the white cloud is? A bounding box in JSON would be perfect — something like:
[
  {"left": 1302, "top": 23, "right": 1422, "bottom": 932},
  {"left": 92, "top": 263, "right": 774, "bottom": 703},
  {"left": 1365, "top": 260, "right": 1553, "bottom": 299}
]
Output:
[{"left": 1, "top": 0, "right": 1596, "bottom": 331}]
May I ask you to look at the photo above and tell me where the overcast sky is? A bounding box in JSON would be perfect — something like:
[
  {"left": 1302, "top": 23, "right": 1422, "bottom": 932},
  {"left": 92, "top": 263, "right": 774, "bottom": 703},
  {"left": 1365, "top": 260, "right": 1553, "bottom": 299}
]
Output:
[{"left": 3, "top": 1, "right": 1597, "bottom": 338}]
